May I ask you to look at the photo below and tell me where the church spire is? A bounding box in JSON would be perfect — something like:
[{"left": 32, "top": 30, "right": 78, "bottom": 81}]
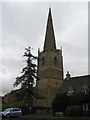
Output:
[{"left": 43, "top": 8, "right": 56, "bottom": 51}]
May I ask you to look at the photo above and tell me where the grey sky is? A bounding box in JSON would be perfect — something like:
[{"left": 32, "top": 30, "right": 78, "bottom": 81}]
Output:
[{"left": 1, "top": 2, "right": 88, "bottom": 96}]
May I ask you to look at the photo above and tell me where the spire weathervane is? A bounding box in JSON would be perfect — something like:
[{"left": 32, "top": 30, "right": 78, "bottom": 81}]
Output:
[{"left": 49, "top": 3, "right": 51, "bottom": 9}]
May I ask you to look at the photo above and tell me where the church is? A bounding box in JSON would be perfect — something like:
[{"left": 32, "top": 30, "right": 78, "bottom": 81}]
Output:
[{"left": 34, "top": 7, "right": 90, "bottom": 112}]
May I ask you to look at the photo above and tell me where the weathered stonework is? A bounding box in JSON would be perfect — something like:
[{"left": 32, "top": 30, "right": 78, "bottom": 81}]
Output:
[{"left": 35, "top": 8, "right": 64, "bottom": 108}]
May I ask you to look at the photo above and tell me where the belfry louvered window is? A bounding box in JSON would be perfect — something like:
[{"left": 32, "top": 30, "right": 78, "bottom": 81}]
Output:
[
  {"left": 42, "top": 57, "right": 45, "bottom": 65},
  {"left": 54, "top": 57, "right": 57, "bottom": 65}
]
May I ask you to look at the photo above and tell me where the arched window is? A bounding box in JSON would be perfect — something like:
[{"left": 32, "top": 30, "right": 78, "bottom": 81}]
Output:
[
  {"left": 54, "top": 57, "right": 57, "bottom": 65},
  {"left": 42, "top": 57, "right": 45, "bottom": 65}
]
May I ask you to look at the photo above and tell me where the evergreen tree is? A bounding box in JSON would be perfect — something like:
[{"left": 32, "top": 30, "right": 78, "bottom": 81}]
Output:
[{"left": 14, "top": 47, "right": 38, "bottom": 109}]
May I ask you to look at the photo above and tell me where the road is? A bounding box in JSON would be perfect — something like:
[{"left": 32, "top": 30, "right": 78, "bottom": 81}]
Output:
[{"left": 1, "top": 113, "right": 53, "bottom": 120}]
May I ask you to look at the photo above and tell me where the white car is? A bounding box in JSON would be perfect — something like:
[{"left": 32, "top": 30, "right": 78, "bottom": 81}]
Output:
[{"left": 0, "top": 108, "right": 22, "bottom": 118}]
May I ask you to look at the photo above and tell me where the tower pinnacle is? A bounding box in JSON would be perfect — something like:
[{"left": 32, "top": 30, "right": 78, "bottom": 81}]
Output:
[{"left": 43, "top": 8, "right": 56, "bottom": 51}]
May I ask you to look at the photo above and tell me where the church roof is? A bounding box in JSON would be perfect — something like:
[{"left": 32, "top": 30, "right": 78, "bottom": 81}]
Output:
[
  {"left": 59, "top": 75, "right": 90, "bottom": 93},
  {"left": 43, "top": 8, "right": 56, "bottom": 51}
]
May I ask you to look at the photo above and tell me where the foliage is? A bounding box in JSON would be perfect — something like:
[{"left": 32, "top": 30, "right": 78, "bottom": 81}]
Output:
[
  {"left": 82, "top": 110, "right": 90, "bottom": 117},
  {"left": 13, "top": 47, "right": 38, "bottom": 108},
  {"left": 20, "top": 105, "right": 29, "bottom": 114},
  {"left": 70, "top": 92, "right": 89, "bottom": 105},
  {"left": 52, "top": 93, "right": 70, "bottom": 115},
  {"left": 2, "top": 102, "right": 22, "bottom": 111},
  {"left": 55, "top": 112, "right": 64, "bottom": 117},
  {"left": 52, "top": 92, "right": 90, "bottom": 116},
  {"left": 65, "top": 105, "right": 82, "bottom": 117},
  {"left": 87, "top": 90, "right": 90, "bottom": 103}
]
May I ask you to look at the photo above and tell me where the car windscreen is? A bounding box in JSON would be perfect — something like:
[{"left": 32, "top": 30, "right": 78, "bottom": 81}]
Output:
[{"left": 4, "top": 109, "right": 11, "bottom": 112}]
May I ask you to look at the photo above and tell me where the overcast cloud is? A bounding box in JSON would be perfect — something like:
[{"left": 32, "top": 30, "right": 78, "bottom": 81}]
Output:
[{"left": 1, "top": 2, "right": 88, "bottom": 96}]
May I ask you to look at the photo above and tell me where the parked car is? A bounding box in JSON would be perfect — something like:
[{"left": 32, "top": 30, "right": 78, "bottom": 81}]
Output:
[{"left": 0, "top": 108, "right": 22, "bottom": 118}]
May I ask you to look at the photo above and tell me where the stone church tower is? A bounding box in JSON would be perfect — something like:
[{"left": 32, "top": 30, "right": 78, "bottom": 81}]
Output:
[{"left": 35, "top": 8, "right": 63, "bottom": 108}]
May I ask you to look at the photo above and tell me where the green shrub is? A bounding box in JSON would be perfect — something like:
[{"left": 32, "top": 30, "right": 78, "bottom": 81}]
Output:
[
  {"left": 65, "top": 105, "right": 82, "bottom": 117},
  {"left": 20, "top": 105, "right": 29, "bottom": 115},
  {"left": 55, "top": 112, "right": 64, "bottom": 117},
  {"left": 52, "top": 93, "right": 70, "bottom": 114},
  {"left": 2, "top": 102, "right": 21, "bottom": 111},
  {"left": 82, "top": 110, "right": 90, "bottom": 117}
]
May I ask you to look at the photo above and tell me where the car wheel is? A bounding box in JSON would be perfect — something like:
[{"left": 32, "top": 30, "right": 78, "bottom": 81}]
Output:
[
  {"left": 18, "top": 114, "right": 21, "bottom": 118},
  {"left": 6, "top": 114, "right": 10, "bottom": 118}
]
